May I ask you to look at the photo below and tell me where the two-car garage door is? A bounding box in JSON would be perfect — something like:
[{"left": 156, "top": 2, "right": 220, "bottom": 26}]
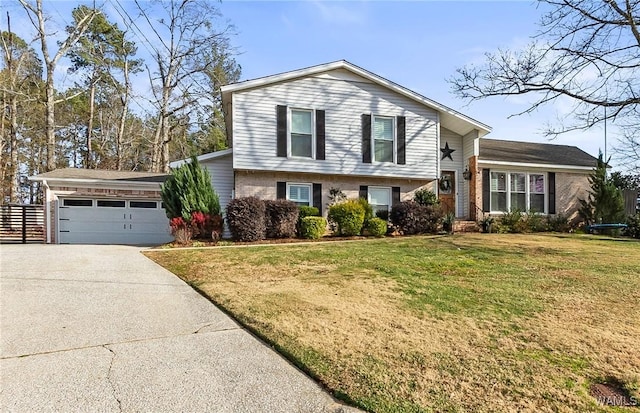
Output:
[{"left": 58, "top": 198, "right": 174, "bottom": 245}]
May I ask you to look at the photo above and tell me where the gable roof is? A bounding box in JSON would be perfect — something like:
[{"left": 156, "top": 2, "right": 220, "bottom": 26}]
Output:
[
  {"left": 221, "top": 60, "right": 491, "bottom": 138},
  {"left": 479, "top": 139, "right": 598, "bottom": 168},
  {"left": 30, "top": 168, "right": 168, "bottom": 183}
]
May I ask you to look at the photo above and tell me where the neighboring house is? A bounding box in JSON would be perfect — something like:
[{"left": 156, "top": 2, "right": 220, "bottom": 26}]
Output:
[
  {"left": 177, "top": 60, "right": 597, "bottom": 227},
  {"left": 29, "top": 169, "right": 172, "bottom": 244}
]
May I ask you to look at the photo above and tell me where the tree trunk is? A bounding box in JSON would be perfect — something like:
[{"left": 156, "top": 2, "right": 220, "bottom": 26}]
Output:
[
  {"left": 9, "top": 97, "right": 19, "bottom": 202},
  {"left": 116, "top": 57, "right": 131, "bottom": 171},
  {"left": 86, "top": 82, "right": 95, "bottom": 168}
]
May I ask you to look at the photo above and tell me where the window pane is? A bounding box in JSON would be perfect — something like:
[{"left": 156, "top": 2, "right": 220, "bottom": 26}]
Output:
[
  {"left": 530, "top": 194, "right": 545, "bottom": 212},
  {"left": 288, "top": 185, "right": 310, "bottom": 206},
  {"left": 63, "top": 199, "right": 92, "bottom": 207},
  {"left": 291, "top": 134, "right": 312, "bottom": 157},
  {"left": 130, "top": 201, "right": 157, "bottom": 209},
  {"left": 374, "top": 117, "right": 393, "bottom": 140},
  {"left": 510, "top": 193, "right": 526, "bottom": 210},
  {"left": 491, "top": 192, "right": 507, "bottom": 211},
  {"left": 291, "top": 110, "right": 312, "bottom": 134},
  {"left": 491, "top": 172, "right": 506, "bottom": 191},
  {"left": 374, "top": 139, "right": 393, "bottom": 162},
  {"left": 368, "top": 188, "right": 390, "bottom": 206},
  {"left": 530, "top": 174, "right": 545, "bottom": 193},
  {"left": 97, "top": 200, "right": 125, "bottom": 208},
  {"left": 510, "top": 173, "right": 525, "bottom": 192}
]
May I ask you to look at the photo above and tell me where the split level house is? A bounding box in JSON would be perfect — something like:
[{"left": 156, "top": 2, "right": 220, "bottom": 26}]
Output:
[
  {"left": 174, "top": 60, "right": 597, "bottom": 226},
  {"left": 31, "top": 60, "right": 598, "bottom": 244}
]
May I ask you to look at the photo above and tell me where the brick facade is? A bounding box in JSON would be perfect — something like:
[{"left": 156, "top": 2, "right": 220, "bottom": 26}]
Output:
[{"left": 234, "top": 170, "right": 435, "bottom": 215}]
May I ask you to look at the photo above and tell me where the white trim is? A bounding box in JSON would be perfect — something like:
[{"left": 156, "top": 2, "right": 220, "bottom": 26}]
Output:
[
  {"left": 220, "top": 60, "right": 491, "bottom": 136},
  {"left": 43, "top": 180, "right": 51, "bottom": 244},
  {"left": 367, "top": 186, "right": 392, "bottom": 213},
  {"left": 479, "top": 160, "right": 593, "bottom": 172},
  {"left": 29, "top": 177, "right": 162, "bottom": 191},
  {"left": 170, "top": 148, "right": 233, "bottom": 168},
  {"left": 286, "top": 182, "right": 312, "bottom": 206},
  {"left": 288, "top": 108, "right": 316, "bottom": 159},
  {"left": 371, "top": 115, "right": 396, "bottom": 164}
]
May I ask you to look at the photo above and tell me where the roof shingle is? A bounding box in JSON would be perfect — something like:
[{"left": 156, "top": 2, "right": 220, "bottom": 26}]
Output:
[{"left": 479, "top": 139, "right": 598, "bottom": 167}]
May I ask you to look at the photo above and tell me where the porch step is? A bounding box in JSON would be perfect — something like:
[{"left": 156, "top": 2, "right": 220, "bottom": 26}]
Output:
[{"left": 453, "top": 220, "right": 480, "bottom": 233}]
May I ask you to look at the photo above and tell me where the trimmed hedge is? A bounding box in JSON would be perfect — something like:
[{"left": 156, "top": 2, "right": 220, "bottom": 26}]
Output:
[
  {"left": 298, "top": 205, "right": 320, "bottom": 219},
  {"left": 299, "top": 216, "right": 327, "bottom": 239},
  {"left": 226, "top": 197, "right": 266, "bottom": 241},
  {"left": 390, "top": 201, "right": 443, "bottom": 235},
  {"left": 328, "top": 199, "right": 366, "bottom": 236},
  {"left": 366, "top": 217, "right": 388, "bottom": 237},
  {"left": 265, "top": 199, "right": 299, "bottom": 239}
]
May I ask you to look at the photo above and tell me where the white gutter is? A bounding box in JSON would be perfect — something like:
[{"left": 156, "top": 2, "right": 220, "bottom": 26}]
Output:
[
  {"left": 43, "top": 179, "right": 51, "bottom": 244},
  {"left": 29, "top": 177, "right": 163, "bottom": 190},
  {"left": 478, "top": 160, "right": 594, "bottom": 171}
]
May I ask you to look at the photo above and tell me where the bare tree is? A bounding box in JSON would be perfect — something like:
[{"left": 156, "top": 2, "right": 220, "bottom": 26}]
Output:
[
  {"left": 134, "top": 0, "right": 235, "bottom": 172},
  {"left": 450, "top": 0, "right": 640, "bottom": 160},
  {"left": 1, "top": 28, "right": 42, "bottom": 203},
  {"left": 18, "top": 0, "right": 97, "bottom": 171}
]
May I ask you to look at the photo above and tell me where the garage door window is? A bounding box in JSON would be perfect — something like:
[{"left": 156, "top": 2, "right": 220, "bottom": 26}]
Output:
[
  {"left": 130, "top": 201, "right": 157, "bottom": 209},
  {"left": 97, "top": 200, "right": 125, "bottom": 208},
  {"left": 63, "top": 199, "right": 93, "bottom": 207}
]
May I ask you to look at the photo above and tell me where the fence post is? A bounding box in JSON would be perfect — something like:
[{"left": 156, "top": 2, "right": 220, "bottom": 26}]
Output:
[{"left": 22, "top": 206, "right": 27, "bottom": 244}]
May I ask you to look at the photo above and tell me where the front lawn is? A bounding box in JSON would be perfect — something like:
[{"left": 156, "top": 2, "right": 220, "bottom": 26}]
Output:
[{"left": 145, "top": 234, "right": 640, "bottom": 412}]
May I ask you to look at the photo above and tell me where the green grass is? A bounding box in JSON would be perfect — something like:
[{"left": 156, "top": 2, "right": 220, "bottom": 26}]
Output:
[{"left": 146, "top": 234, "right": 640, "bottom": 412}]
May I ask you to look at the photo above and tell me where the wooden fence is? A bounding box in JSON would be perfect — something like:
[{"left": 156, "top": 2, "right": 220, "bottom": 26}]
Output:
[
  {"left": 623, "top": 190, "right": 640, "bottom": 216},
  {"left": 0, "top": 204, "right": 45, "bottom": 244}
]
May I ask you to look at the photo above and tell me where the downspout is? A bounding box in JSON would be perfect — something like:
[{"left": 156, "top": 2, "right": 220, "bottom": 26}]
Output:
[{"left": 43, "top": 179, "right": 51, "bottom": 244}]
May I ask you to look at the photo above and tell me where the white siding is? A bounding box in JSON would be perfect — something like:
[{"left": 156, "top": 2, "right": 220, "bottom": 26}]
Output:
[
  {"left": 202, "top": 154, "right": 233, "bottom": 237},
  {"left": 231, "top": 73, "right": 439, "bottom": 180},
  {"left": 440, "top": 128, "right": 464, "bottom": 217}
]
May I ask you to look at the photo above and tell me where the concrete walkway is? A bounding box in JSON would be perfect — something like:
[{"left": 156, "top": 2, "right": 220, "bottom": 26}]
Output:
[{"left": 0, "top": 245, "right": 357, "bottom": 412}]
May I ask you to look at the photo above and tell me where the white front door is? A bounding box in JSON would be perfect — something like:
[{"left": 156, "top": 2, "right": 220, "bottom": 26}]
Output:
[{"left": 58, "top": 198, "right": 173, "bottom": 245}]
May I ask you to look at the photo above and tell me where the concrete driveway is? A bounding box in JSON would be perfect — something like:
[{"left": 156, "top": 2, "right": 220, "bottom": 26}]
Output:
[{"left": 0, "top": 244, "right": 356, "bottom": 412}]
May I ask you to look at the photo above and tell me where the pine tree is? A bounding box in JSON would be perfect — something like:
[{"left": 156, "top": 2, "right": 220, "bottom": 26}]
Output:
[
  {"left": 160, "top": 156, "right": 220, "bottom": 222},
  {"left": 579, "top": 153, "right": 625, "bottom": 224}
]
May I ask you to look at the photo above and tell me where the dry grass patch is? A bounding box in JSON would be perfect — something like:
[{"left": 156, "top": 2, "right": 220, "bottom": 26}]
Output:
[{"left": 146, "top": 234, "right": 640, "bottom": 412}]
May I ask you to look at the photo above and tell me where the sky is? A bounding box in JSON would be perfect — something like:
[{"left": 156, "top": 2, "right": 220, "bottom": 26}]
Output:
[{"left": 3, "top": 0, "right": 620, "bottom": 169}]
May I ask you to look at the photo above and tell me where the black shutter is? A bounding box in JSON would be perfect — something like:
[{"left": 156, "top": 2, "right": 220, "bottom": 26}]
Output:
[
  {"left": 548, "top": 172, "right": 556, "bottom": 214},
  {"left": 362, "top": 114, "right": 372, "bottom": 163},
  {"left": 313, "top": 183, "right": 322, "bottom": 215},
  {"left": 359, "top": 185, "right": 368, "bottom": 199},
  {"left": 392, "top": 187, "right": 401, "bottom": 206},
  {"left": 316, "top": 110, "right": 325, "bottom": 160},
  {"left": 277, "top": 182, "right": 286, "bottom": 200},
  {"left": 482, "top": 169, "right": 490, "bottom": 212},
  {"left": 276, "top": 105, "right": 287, "bottom": 157},
  {"left": 396, "top": 116, "right": 406, "bottom": 165}
]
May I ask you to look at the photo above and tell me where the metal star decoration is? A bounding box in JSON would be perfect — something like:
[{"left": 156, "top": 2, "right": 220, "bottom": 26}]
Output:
[{"left": 441, "top": 142, "right": 455, "bottom": 161}]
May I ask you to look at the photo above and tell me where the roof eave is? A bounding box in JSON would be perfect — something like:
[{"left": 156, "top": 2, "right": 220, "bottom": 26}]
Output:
[
  {"left": 478, "top": 159, "right": 595, "bottom": 171},
  {"left": 28, "top": 176, "right": 164, "bottom": 189}
]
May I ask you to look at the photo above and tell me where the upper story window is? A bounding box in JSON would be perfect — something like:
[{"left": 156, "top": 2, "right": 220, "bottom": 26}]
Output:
[
  {"left": 373, "top": 116, "right": 395, "bottom": 163},
  {"left": 290, "top": 109, "right": 314, "bottom": 158},
  {"left": 490, "top": 171, "right": 546, "bottom": 213}
]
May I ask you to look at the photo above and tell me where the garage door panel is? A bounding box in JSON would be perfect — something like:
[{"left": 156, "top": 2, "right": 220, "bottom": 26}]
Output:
[{"left": 58, "top": 198, "right": 173, "bottom": 245}]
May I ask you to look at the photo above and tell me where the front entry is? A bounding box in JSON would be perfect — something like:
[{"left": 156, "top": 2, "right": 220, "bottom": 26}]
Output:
[{"left": 438, "top": 171, "right": 456, "bottom": 216}]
